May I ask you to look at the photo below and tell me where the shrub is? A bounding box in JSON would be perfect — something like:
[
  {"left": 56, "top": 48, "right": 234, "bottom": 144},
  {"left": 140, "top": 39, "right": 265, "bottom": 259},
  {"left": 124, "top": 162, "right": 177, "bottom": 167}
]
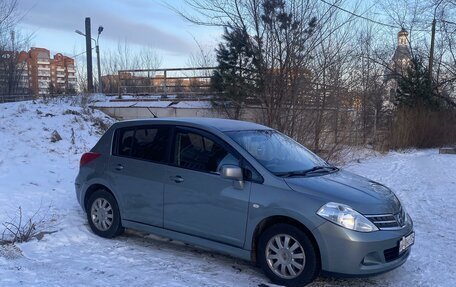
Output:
[
  {"left": 1, "top": 206, "right": 55, "bottom": 245},
  {"left": 386, "top": 104, "right": 456, "bottom": 149}
]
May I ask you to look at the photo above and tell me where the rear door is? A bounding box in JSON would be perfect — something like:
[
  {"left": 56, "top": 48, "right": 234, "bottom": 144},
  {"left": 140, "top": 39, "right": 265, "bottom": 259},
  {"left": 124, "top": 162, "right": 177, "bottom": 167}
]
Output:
[
  {"left": 108, "top": 125, "right": 170, "bottom": 227},
  {"left": 164, "top": 127, "right": 251, "bottom": 247}
]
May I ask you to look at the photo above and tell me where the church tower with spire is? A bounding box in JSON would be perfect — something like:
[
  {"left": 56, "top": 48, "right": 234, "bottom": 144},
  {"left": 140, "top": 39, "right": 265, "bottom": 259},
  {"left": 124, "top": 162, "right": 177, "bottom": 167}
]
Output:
[
  {"left": 384, "top": 28, "right": 412, "bottom": 109},
  {"left": 398, "top": 28, "right": 408, "bottom": 46}
]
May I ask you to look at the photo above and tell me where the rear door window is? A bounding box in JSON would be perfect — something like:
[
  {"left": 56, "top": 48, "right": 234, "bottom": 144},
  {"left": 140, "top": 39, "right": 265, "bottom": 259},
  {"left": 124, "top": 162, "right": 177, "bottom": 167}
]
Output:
[
  {"left": 114, "top": 126, "right": 170, "bottom": 163},
  {"left": 117, "top": 129, "right": 135, "bottom": 157}
]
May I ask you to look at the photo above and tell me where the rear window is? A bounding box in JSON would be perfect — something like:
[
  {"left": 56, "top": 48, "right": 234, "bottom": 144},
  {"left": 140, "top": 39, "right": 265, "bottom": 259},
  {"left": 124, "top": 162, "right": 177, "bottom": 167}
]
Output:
[{"left": 114, "top": 126, "right": 169, "bottom": 163}]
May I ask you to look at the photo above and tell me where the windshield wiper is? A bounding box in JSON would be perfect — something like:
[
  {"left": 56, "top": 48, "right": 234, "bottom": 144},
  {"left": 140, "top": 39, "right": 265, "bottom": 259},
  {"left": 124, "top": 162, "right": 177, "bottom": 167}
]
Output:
[{"left": 275, "top": 166, "right": 339, "bottom": 178}]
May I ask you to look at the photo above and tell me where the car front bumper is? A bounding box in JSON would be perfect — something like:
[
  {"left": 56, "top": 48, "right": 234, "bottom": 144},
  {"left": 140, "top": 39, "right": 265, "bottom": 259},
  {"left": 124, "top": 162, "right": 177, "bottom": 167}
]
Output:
[{"left": 314, "top": 218, "right": 414, "bottom": 276}]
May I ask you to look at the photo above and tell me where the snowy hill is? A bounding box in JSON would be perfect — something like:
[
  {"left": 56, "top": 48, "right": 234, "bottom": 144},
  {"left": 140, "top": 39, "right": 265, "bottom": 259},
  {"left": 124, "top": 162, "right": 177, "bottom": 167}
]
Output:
[{"left": 0, "top": 98, "right": 455, "bottom": 286}]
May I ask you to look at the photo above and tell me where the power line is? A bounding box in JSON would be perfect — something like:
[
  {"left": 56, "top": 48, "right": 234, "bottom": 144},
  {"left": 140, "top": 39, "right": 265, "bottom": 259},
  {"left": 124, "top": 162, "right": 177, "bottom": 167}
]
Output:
[
  {"left": 319, "top": 0, "right": 398, "bottom": 29},
  {"left": 72, "top": 46, "right": 95, "bottom": 58},
  {"left": 319, "top": 0, "right": 430, "bottom": 32}
]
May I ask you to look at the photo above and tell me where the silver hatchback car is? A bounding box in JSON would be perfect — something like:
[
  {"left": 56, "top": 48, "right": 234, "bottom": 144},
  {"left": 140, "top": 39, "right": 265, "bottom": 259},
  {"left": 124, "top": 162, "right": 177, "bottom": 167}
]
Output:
[{"left": 75, "top": 118, "right": 414, "bottom": 286}]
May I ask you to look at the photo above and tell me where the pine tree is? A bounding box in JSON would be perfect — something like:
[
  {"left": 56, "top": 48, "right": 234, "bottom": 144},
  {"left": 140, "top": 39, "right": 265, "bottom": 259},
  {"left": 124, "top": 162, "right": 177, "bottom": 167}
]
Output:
[
  {"left": 211, "top": 26, "right": 260, "bottom": 119},
  {"left": 396, "top": 56, "right": 440, "bottom": 109}
]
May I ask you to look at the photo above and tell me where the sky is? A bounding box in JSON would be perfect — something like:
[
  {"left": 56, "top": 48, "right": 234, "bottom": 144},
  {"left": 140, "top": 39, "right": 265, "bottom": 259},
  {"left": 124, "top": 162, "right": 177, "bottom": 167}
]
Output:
[
  {"left": 15, "top": 0, "right": 222, "bottom": 68},
  {"left": 13, "top": 0, "right": 427, "bottom": 72}
]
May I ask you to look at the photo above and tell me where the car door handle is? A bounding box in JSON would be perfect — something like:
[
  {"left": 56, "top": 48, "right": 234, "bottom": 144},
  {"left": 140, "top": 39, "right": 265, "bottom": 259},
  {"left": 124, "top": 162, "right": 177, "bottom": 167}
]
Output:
[
  {"left": 115, "top": 164, "right": 124, "bottom": 171},
  {"left": 170, "top": 175, "right": 184, "bottom": 183}
]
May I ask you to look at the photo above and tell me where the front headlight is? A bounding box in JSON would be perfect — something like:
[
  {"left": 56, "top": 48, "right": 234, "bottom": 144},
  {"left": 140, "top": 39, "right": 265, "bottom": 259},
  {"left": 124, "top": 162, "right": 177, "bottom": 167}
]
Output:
[{"left": 317, "top": 202, "right": 378, "bottom": 232}]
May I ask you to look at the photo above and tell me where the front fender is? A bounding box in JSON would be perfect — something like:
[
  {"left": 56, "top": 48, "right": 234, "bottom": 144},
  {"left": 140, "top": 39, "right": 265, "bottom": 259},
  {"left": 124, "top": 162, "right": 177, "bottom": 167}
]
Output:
[{"left": 243, "top": 183, "right": 326, "bottom": 251}]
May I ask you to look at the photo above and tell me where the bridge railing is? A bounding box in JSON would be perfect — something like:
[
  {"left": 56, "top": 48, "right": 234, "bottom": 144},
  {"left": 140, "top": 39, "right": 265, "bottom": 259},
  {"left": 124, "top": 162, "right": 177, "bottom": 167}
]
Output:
[{"left": 116, "top": 67, "right": 217, "bottom": 99}]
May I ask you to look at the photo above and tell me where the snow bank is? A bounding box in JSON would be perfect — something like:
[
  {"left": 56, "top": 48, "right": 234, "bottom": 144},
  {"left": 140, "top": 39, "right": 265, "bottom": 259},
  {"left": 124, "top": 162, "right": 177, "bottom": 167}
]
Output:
[{"left": 0, "top": 97, "right": 114, "bottom": 237}]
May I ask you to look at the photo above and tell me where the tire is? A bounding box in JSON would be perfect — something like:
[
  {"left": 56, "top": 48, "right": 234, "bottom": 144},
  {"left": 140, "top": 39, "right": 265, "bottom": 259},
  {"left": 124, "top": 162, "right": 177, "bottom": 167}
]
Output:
[
  {"left": 257, "top": 223, "right": 319, "bottom": 287},
  {"left": 86, "top": 189, "right": 124, "bottom": 238}
]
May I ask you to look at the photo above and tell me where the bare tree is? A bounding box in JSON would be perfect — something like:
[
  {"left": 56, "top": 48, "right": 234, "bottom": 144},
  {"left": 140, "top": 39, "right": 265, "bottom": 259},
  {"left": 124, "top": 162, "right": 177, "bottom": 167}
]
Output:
[
  {"left": 0, "top": 0, "right": 31, "bottom": 98},
  {"left": 73, "top": 48, "right": 88, "bottom": 93},
  {"left": 175, "top": 0, "right": 455, "bottom": 153},
  {"left": 96, "top": 41, "right": 162, "bottom": 94},
  {"left": 0, "top": 0, "right": 18, "bottom": 32}
]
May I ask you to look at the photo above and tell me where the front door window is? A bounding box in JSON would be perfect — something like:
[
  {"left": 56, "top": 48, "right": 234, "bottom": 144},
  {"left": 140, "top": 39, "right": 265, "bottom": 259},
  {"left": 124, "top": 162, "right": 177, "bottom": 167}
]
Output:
[{"left": 173, "top": 131, "right": 238, "bottom": 173}]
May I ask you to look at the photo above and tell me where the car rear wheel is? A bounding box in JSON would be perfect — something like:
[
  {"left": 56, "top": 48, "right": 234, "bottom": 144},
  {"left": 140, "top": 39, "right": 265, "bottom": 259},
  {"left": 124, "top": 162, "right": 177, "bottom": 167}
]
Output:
[
  {"left": 87, "top": 189, "right": 124, "bottom": 238},
  {"left": 257, "top": 223, "right": 319, "bottom": 286}
]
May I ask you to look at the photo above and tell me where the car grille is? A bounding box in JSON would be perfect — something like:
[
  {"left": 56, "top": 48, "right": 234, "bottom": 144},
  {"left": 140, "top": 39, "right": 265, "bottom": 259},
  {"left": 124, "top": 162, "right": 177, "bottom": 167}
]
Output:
[{"left": 365, "top": 207, "right": 406, "bottom": 230}]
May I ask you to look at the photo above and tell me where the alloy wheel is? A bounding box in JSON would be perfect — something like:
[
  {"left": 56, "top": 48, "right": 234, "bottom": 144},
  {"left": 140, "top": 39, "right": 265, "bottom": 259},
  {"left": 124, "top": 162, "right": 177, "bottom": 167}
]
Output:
[
  {"left": 265, "top": 234, "right": 306, "bottom": 279},
  {"left": 90, "top": 198, "right": 114, "bottom": 231}
]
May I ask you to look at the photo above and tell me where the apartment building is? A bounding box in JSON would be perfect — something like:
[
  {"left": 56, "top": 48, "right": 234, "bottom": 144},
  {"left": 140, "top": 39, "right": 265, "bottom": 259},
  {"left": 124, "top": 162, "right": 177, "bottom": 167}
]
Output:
[
  {"left": 0, "top": 51, "right": 28, "bottom": 95},
  {"left": 50, "top": 52, "right": 77, "bottom": 94},
  {"left": 13, "top": 47, "right": 77, "bottom": 96}
]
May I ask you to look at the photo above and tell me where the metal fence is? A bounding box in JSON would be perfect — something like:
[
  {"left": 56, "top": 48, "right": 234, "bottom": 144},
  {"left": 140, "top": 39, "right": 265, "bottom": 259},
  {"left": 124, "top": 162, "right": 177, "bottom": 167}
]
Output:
[
  {"left": 0, "top": 94, "right": 34, "bottom": 103},
  {"left": 108, "top": 67, "right": 386, "bottom": 149},
  {"left": 116, "top": 67, "right": 216, "bottom": 98}
]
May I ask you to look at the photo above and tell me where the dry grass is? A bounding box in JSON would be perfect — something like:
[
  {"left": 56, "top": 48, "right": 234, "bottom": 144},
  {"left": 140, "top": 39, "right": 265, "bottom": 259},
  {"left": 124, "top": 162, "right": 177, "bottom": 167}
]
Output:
[{"left": 386, "top": 105, "right": 456, "bottom": 150}]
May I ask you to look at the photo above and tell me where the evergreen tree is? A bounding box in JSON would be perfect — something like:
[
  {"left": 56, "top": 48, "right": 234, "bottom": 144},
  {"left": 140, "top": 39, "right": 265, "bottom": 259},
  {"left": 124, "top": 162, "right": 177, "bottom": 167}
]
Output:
[
  {"left": 396, "top": 56, "right": 440, "bottom": 109},
  {"left": 211, "top": 26, "right": 260, "bottom": 119}
]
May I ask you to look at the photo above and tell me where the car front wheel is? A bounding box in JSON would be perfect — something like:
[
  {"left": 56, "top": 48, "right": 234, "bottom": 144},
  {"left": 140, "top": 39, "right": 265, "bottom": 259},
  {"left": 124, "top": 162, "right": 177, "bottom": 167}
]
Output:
[
  {"left": 257, "top": 223, "right": 319, "bottom": 286},
  {"left": 87, "top": 189, "right": 124, "bottom": 238}
]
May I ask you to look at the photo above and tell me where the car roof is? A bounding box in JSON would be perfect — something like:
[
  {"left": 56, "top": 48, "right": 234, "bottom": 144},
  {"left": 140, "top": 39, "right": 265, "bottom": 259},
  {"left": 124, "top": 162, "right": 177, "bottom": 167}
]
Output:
[{"left": 117, "top": 117, "right": 271, "bottom": 132}]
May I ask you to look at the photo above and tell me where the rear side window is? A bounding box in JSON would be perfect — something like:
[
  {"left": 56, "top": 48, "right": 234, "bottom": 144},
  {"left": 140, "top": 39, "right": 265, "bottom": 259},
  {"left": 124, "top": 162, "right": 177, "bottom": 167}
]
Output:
[
  {"left": 114, "top": 126, "right": 169, "bottom": 162},
  {"left": 117, "top": 129, "right": 134, "bottom": 157}
]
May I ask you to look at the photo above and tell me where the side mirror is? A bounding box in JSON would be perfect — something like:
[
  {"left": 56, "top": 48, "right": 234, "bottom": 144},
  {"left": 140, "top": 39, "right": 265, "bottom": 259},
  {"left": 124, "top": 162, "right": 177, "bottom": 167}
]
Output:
[{"left": 220, "top": 165, "right": 244, "bottom": 189}]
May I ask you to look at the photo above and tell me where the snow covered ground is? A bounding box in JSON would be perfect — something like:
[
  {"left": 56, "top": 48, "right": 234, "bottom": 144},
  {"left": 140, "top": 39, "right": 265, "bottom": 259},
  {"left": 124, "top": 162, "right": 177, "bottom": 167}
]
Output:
[{"left": 0, "top": 98, "right": 455, "bottom": 286}]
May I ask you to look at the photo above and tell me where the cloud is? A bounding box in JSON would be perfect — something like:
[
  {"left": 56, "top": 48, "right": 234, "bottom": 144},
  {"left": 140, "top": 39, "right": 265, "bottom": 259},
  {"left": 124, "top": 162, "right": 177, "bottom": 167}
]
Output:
[{"left": 16, "top": 0, "right": 191, "bottom": 54}]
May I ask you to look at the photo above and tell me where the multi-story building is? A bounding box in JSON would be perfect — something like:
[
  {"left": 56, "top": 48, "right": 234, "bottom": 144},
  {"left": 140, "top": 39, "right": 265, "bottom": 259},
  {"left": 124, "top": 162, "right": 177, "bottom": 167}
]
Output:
[
  {"left": 0, "top": 51, "right": 30, "bottom": 95},
  {"left": 12, "top": 47, "right": 77, "bottom": 96},
  {"left": 28, "top": 47, "right": 52, "bottom": 95},
  {"left": 50, "top": 52, "right": 77, "bottom": 94}
]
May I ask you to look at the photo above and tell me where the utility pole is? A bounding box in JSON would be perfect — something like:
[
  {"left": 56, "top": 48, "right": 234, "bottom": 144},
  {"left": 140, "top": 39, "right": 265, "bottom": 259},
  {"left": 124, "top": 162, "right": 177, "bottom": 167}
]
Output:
[
  {"left": 96, "top": 26, "right": 104, "bottom": 93},
  {"left": 429, "top": 17, "right": 436, "bottom": 86},
  {"left": 85, "top": 17, "right": 94, "bottom": 93},
  {"left": 75, "top": 24, "right": 103, "bottom": 94},
  {"left": 95, "top": 44, "right": 101, "bottom": 93},
  {"left": 428, "top": 0, "right": 443, "bottom": 96}
]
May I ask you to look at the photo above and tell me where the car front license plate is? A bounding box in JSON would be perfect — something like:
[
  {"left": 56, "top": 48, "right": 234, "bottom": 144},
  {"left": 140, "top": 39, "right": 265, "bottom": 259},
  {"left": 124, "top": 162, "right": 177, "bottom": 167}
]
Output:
[{"left": 399, "top": 232, "right": 415, "bottom": 254}]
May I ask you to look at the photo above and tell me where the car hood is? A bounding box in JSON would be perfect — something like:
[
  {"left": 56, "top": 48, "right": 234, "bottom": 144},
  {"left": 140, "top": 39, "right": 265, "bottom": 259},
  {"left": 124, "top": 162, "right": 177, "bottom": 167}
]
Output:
[{"left": 284, "top": 169, "right": 401, "bottom": 215}]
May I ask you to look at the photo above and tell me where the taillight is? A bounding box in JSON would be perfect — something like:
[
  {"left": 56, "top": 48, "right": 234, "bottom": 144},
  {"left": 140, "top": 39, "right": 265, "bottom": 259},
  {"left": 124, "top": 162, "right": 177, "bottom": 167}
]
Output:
[{"left": 80, "top": 152, "right": 101, "bottom": 167}]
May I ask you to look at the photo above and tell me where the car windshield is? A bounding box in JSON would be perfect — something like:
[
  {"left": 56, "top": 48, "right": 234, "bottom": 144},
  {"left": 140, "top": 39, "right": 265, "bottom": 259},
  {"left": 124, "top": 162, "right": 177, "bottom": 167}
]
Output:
[{"left": 225, "top": 130, "right": 331, "bottom": 176}]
